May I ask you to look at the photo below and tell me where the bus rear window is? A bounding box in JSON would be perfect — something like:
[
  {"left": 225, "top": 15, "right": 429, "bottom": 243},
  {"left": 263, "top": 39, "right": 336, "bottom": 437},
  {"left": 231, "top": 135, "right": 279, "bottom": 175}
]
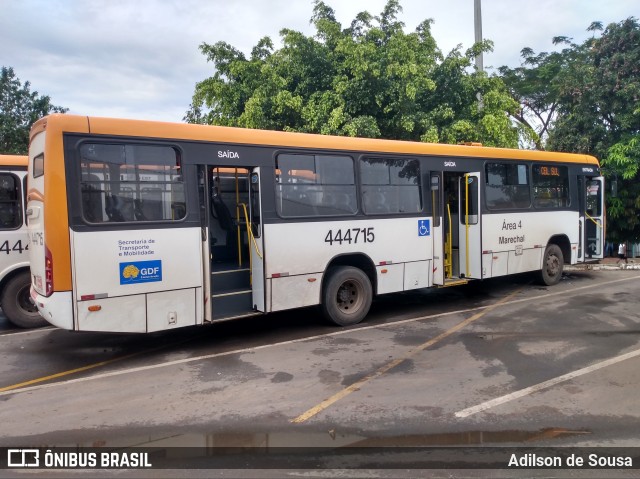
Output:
[{"left": 79, "top": 144, "right": 185, "bottom": 223}]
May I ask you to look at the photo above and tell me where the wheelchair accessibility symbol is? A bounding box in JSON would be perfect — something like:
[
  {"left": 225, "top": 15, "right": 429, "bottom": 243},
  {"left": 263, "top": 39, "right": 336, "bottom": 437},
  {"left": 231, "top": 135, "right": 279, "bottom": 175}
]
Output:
[{"left": 418, "top": 219, "right": 430, "bottom": 236}]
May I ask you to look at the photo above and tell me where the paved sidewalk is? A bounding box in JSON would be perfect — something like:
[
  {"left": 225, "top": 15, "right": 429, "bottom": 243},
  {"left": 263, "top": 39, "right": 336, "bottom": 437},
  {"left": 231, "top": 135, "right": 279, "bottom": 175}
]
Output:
[{"left": 566, "top": 256, "right": 640, "bottom": 271}]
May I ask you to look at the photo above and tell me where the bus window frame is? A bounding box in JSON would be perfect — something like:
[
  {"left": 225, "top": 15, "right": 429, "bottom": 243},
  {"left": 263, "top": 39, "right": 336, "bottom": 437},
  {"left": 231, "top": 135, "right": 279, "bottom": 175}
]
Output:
[
  {"left": 484, "top": 161, "right": 532, "bottom": 211},
  {"left": 274, "top": 151, "right": 358, "bottom": 219},
  {"left": 33, "top": 153, "right": 44, "bottom": 178},
  {"left": 75, "top": 140, "right": 188, "bottom": 226},
  {"left": 359, "top": 156, "right": 423, "bottom": 216}
]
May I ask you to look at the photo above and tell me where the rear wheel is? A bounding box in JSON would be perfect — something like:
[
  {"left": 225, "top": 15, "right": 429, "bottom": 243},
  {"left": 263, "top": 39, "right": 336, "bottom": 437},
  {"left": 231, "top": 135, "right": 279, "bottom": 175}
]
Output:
[
  {"left": 1, "top": 271, "right": 47, "bottom": 328},
  {"left": 322, "top": 266, "right": 372, "bottom": 326},
  {"left": 539, "top": 244, "right": 564, "bottom": 286}
]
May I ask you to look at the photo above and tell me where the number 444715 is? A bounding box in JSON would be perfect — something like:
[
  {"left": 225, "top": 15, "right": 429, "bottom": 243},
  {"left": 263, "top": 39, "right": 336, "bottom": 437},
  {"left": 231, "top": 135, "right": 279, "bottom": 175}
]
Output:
[
  {"left": 324, "top": 227, "right": 375, "bottom": 246},
  {"left": 0, "top": 240, "right": 28, "bottom": 254}
]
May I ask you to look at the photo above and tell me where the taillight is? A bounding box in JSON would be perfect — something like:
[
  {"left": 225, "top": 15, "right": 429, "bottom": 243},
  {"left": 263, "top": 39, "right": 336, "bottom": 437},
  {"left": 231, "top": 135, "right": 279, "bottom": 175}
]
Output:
[{"left": 45, "top": 244, "right": 53, "bottom": 296}]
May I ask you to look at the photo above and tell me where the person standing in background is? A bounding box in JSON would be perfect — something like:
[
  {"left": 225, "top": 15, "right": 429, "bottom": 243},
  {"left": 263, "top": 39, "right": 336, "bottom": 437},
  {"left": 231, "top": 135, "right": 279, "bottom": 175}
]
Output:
[{"left": 618, "top": 242, "right": 628, "bottom": 265}]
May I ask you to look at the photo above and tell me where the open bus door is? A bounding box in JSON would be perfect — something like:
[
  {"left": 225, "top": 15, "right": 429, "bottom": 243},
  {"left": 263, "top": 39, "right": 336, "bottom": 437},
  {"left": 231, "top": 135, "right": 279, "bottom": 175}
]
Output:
[
  {"left": 580, "top": 176, "right": 605, "bottom": 260},
  {"left": 248, "top": 168, "right": 265, "bottom": 312},
  {"left": 208, "top": 167, "right": 264, "bottom": 320},
  {"left": 458, "top": 173, "right": 482, "bottom": 279},
  {"left": 430, "top": 173, "right": 444, "bottom": 286}
]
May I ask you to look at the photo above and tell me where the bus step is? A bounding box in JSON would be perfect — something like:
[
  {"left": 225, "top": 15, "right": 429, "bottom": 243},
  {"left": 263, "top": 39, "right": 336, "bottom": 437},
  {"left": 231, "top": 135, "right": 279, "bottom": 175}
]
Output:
[
  {"left": 212, "top": 288, "right": 252, "bottom": 298},
  {"left": 212, "top": 290, "right": 254, "bottom": 320},
  {"left": 211, "top": 268, "right": 250, "bottom": 291},
  {"left": 438, "top": 278, "right": 469, "bottom": 288},
  {"left": 211, "top": 261, "right": 249, "bottom": 273}
]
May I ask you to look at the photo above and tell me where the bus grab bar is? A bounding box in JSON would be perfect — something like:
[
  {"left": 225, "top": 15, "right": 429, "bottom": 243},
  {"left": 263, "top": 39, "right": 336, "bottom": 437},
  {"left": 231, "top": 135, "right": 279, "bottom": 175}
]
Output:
[
  {"left": 585, "top": 212, "right": 603, "bottom": 228},
  {"left": 237, "top": 202, "right": 263, "bottom": 260}
]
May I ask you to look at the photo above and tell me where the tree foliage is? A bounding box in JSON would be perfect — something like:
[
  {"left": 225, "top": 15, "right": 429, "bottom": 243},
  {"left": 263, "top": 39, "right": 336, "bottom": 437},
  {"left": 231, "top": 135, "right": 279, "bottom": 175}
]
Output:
[
  {"left": 186, "top": 0, "right": 519, "bottom": 148},
  {"left": 548, "top": 18, "right": 640, "bottom": 241},
  {"left": 502, "top": 18, "right": 640, "bottom": 241},
  {"left": 0, "top": 67, "right": 67, "bottom": 154}
]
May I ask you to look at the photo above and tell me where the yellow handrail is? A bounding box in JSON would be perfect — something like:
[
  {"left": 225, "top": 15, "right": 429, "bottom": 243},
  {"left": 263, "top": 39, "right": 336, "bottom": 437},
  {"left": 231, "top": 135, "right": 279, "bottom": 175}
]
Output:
[
  {"left": 238, "top": 203, "right": 263, "bottom": 260},
  {"left": 585, "top": 212, "right": 603, "bottom": 228},
  {"left": 445, "top": 203, "right": 453, "bottom": 279}
]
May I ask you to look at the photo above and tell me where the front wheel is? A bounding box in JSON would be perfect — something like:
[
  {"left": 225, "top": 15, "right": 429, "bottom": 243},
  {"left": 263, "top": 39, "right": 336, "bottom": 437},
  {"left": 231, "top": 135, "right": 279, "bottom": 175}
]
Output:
[
  {"left": 1, "top": 271, "right": 48, "bottom": 328},
  {"left": 321, "top": 266, "right": 372, "bottom": 326},
  {"left": 538, "top": 244, "right": 564, "bottom": 286}
]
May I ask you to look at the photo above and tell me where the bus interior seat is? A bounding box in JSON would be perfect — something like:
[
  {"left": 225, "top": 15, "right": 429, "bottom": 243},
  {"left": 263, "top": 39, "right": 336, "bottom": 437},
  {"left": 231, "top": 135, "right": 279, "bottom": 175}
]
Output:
[
  {"left": 366, "top": 191, "right": 389, "bottom": 214},
  {"left": 133, "top": 199, "right": 147, "bottom": 221},
  {"left": 333, "top": 192, "right": 353, "bottom": 214},
  {"left": 105, "top": 194, "right": 126, "bottom": 222},
  {"left": 211, "top": 193, "right": 234, "bottom": 231}
]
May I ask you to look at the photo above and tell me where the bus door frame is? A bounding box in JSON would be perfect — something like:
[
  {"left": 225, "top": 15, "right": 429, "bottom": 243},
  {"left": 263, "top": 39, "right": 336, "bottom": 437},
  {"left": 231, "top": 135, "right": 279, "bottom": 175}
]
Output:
[
  {"left": 579, "top": 175, "right": 605, "bottom": 261},
  {"left": 199, "top": 166, "right": 212, "bottom": 322},
  {"left": 458, "top": 172, "right": 482, "bottom": 279},
  {"left": 249, "top": 168, "right": 265, "bottom": 312},
  {"left": 430, "top": 172, "right": 444, "bottom": 285}
]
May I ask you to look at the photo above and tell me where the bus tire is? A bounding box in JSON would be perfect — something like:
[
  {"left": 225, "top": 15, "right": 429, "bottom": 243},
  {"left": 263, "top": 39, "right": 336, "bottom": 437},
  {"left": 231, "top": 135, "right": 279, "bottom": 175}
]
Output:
[
  {"left": 539, "top": 244, "right": 564, "bottom": 286},
  {"left": 1, "top": 271, "right": 47, "bottom": 328},
  {"left": 322, "top": 266, "right": 372, "bottom": 326}
]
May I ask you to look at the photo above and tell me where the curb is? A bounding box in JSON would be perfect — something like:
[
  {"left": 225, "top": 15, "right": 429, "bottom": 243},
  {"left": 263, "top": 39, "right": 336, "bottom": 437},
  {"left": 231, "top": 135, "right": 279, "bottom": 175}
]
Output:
[{"left": 565, "top": 264, "right": 640, "bottom": 271}]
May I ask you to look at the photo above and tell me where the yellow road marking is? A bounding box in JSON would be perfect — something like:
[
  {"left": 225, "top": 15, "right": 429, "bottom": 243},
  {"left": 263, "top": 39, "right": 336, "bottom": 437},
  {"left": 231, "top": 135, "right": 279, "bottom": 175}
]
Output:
[
  {"left": 0, "top": 336, "right": 197, "bottom": 393},
  {"left": 291, "top": 287, "right": 524, "bottom": 424},
  {"left": 0, "top": 352, "right": 143, "bottom": 393}
]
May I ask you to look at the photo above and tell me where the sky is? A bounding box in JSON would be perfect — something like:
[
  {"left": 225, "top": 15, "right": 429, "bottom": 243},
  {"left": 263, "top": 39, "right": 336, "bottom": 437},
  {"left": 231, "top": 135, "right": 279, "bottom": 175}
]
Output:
[{"left": 1, "top": 0, "right": 637, "bottom": 123}]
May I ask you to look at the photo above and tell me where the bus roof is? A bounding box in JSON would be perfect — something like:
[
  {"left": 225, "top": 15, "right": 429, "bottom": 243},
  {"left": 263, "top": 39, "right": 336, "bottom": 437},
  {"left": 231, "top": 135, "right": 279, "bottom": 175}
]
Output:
[
  {"left": 0, "top": 155, "right": 28, "bottom": 167},
  {"left": 31, "top": 114, "right": 600, "bottom": 166}
]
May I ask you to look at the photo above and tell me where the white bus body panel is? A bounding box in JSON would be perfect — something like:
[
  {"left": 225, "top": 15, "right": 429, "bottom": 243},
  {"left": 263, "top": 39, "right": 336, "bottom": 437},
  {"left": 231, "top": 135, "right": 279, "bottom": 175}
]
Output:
[
  {"left": 30, "top": 290, "right": 74, "bottom": 330},
  {"left": 264, "top": 217, "right": 433, "bottom": 312},
  {"left": 270, "top": 272, "right": 322, "bottom": 311},
  {"left": 71, "top": 227, "right": 203, "bottom": 332},
  {"left": 481, "top": 211, "right": 579, "bottom": 278}
]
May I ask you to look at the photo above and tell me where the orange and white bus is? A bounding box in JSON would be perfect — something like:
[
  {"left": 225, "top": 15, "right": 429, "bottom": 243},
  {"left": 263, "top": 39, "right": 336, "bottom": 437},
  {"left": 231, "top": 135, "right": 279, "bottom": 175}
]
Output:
[
  {"left": 27, "top": 114, "right": 604, "bottom": 333},
  {"left": 0, "top": 155, "right": 46, "bottom": 328}
]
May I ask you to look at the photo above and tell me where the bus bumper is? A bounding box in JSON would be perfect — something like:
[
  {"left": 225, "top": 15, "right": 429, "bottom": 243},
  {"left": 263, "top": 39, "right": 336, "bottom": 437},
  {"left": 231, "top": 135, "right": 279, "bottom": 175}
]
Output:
[{"left": 30, "top": 287, "right": 74, "bottom": 330}]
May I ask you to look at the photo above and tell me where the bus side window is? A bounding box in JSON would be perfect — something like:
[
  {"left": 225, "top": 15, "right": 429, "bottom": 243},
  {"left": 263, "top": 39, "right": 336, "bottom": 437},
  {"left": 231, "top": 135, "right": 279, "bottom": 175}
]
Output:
[{"left": 360, "top": 158, "right": 421, "bottom": 215}]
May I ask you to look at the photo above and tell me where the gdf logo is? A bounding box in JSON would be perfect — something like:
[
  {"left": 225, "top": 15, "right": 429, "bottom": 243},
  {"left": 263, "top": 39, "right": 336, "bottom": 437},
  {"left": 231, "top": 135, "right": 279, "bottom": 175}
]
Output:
[{"left": 119, "top": 260, "right": 163, "bottom": 285}]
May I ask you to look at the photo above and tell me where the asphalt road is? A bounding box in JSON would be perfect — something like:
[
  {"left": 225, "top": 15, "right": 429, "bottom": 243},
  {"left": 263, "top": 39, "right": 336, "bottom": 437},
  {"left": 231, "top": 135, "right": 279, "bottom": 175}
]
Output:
[{"left": 1, "top": 269, "right": 639, "bottom": 477}]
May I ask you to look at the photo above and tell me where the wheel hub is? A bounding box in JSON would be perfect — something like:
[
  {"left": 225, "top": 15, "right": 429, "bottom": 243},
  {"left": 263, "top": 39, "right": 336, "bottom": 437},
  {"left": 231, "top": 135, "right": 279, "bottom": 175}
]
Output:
[{"left": 338, "top": 285, "right": 352, "bottom": 304}]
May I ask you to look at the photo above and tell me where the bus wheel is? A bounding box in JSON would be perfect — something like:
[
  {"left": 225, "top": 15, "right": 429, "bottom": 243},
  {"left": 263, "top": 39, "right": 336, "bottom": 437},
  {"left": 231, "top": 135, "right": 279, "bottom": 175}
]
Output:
[
  {"left": 322, "top": 266, "right": 372, "bottom": 326},
  {"left": 1, "top": 271, "right": 47, "bottom": 328},
  {"left": 539, "top": 244, "right": 564, "bottom": 286}
]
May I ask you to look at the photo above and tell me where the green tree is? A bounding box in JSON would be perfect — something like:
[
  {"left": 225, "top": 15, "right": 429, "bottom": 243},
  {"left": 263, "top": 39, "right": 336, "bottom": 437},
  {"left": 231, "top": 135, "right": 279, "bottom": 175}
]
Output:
[
  {"left": 186, "top": 0, "right": 519, "bottom": 148},
  {"left": 501, "top": 18, "right": 640, "bottom": 241},
  {"left": 546, "top": 18, "right": 640, "bottom": 241},
  {"left": 499, "top": 38, "right": 586, "bottom": 150},
  {"left": 1, "top": 67, "right": 67, "bottom": 154}
]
